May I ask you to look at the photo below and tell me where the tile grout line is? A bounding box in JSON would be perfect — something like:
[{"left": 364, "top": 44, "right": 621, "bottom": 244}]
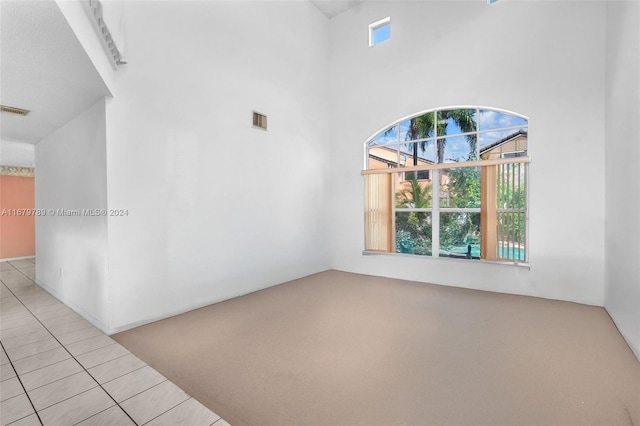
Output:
[
  {"left": 115, "top": 377, "right": 169, "bottom": 405},
  {"left": 98, "top": 362, "right": 148, "bottom": 386},
  {"left": 66, "top": 338, "right": 120, "bottom": 358},
  {"left": 1, "top": 264, "right": 141, "bottom": 426},
  {"left": 28, "top": 306, "right": 82, "bottom": 322},
  {"left": 119, "top": 379, "right": 195, "bottom": 426},
  {"left": 9, "top": 346, "right": 71, "bottom": 376},
  {"left": 0, "top": 340, "right": 44, "bottom": 426},
  {"left": 55, "top": 329, "right": 105, "bottom": 346},
  {"left": 44, "top": 319, "right": 96, "bottom": 336},
  {"left": 18, "top": 366, "right": 86, "bottom": 393},
  {"left": 138, "top": 393, "right": 193, "bottom": 426},
  {"left": 0, "top": 331, "right": 51, "bottom": 351},
  {"left": 70, "top": 404, "right": 129, "bottom": 426},
  {"left": 78, "top": 351, "right": 132, "bottom": 371},
  {"left": 0, "top": 318, "right": 42, "bottom": 333},
  {"left": 31, "top": 381, "right": 101, "bottom": 414},
  {"left": 5, "top": 261, "right": 228, "bottom": 426}
]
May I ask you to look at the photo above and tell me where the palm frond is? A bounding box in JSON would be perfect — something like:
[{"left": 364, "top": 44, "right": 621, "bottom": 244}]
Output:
[
  {"left": 448, "top": 109, "right": 476, "bottom": 133},
  {"left": 396, "top": 175, "right": 431, "bottom": 208},
  {"left": 435, "top": 109, "right": 478, "bottom": 162}
]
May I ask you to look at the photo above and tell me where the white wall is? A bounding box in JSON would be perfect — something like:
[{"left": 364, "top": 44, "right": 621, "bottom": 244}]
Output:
[
  {"left": 0, "top": 140, "right": 35, "bottom": 167},
  {"left": 100, "top": 1, "right": 125, "bottom": 60},
  {"left": 56, "top": 0, "right": 115, "bottom": 94},
  {"left": 35, "top": 98, "right": 110, "bottom": 331},
  {"left": 604, "top": 1, "right": 640, "bottom": 360},
  {"left": 106, "top": 1, "right": 330, "bottom": 332},
  {"left": 327, "top": 1, "right": 607, "bottom": 305}
]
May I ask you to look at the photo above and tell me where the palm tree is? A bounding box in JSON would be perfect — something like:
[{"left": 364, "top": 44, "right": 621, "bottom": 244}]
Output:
[
  {"left": 396, "top": 175, "right": 431, "bottom": 209},
  {"left": 437, "top": 109, "right": 477, "bottom": 162},
  {"left": 395, "top": 175, "right": 432, "bottom": 255},
  {"left": 404, "top": 109, "right": 477, "bottom": 165}
]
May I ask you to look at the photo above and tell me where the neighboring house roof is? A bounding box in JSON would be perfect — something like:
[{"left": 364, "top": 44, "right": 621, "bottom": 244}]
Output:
[
  {"left": 371, "top": 129, "right": 527, "bottom": 165},
  {"left": 369, "top": 145, "right": 434, "bottom": 166},
  {"left": 480, "top": 130, "right": 528, "bottom": 154},
  {"left": 369, "top": 154, "right": 399, "bottom": 167}
]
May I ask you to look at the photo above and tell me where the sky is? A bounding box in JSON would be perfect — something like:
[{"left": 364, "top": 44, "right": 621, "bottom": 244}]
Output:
[
  {"left": 369, "top": 109, "right": 528, "bottom": 164},
  {"left": 372, "top": 23, "right": 390, "bottom": 45}
]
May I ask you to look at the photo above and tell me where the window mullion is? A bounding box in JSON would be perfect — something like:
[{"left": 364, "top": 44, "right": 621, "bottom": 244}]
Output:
[
  {"left": 365, "top": 107, "right": 528, "bottom": 263},
  {"left": 432, "top": 115, "right": 440, "bottom": 258},
  {"left": 396, "top": 125, "right": 401, "bottom": 170},
  {"left": 432, "top": 171, "right": 440, "bottom": 258},
  {"left": 476, "top": 108, "right": 480, "bottom": 160},
  {"left": 391, "top": 171, "right": 396, "bottom": 253}
]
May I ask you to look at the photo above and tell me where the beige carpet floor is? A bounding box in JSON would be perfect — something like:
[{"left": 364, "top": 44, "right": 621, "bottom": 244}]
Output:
[{"left": 113, "top": 270, "right": 640, "bottom": 426}]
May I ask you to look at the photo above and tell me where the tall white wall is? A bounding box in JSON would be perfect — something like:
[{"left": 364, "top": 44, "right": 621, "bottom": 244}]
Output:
[
  {"left": 328, "top": 1, "right": 607, "bottom": 305},
  {"left": 35, "top": 99, "right": 109, "bottom": 331},
  {"left": 106, "top": 1, "right": 330, "bottom": 332},
  {"left": 604, "top": 1, "right": 640, "bottom": 360},
  {"left": 55, "top": 0, "right": 115, "bottom": 94}
]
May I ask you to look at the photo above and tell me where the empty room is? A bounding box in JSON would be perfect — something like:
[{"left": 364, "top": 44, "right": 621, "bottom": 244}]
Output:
[{"left": 0, "top": 0, "right": 638, "bottom": 425}]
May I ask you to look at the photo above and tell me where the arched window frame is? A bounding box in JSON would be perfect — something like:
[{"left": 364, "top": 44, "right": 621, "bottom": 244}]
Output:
[{"left": 362, "top": 106, "right": 530, "bottom": 264}]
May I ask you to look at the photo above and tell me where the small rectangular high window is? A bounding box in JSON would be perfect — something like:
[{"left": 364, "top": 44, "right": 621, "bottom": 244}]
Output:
[{"left": 369, "top": 17, "right": 390, "bottom": 46}]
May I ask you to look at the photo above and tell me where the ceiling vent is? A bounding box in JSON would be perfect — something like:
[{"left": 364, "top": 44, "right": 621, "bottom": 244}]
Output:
[{"left": 0, "top": 105, "right": 30, "bottom": 116}]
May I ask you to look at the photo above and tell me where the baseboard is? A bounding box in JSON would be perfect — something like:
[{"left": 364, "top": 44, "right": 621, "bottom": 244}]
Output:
[
  {"left": 1, "top": 256, "right": 35, "bottom": 262},
  {"left": 604, "top": 306, "right": 640, "bottom": 362},
  {"left": 35, "top": 278, "right": 109, "bottom": 334},
  {"left": 109, "top": 269, "right": 332, "bottom": 334},
  {"left": 109, "top": 293, "right": 245, "bottom": 334}
]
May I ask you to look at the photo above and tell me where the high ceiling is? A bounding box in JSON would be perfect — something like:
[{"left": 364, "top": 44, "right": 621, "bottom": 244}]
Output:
[
  {"left": 0, "top": 0, "right": 109, "bottom": 144},
  {"left": 310, "top": 0, "right": 366, "bottom": 18},
  {"left": 0, "top": 0, "right": 359, "bottom": 145}
]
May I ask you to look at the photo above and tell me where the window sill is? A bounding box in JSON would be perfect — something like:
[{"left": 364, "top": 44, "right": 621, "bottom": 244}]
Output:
[{"left": 362, "top": 250, "right": 531, "bottom": 269}]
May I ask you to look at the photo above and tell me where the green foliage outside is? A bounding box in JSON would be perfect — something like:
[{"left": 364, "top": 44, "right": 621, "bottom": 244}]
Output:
[
  {"left": 444, "top": 167, "right": 481, "bottom": 209},
  {"left": 403, "top": 110, "right": 477, "bottom": 163},
  {"left": 395, "top": 168, "right": 483, "bottom": 258},
  {"left": 395, "top": 176, "right": 432, "bottom": 255},
  {"left": 497, "top": 165, "right": 527, "bottom": 250},
  {"left": 380, "top": 108, "right": 528, "bottom": 260},
  {"left": 392, "top": 109, "right": 484, "bottom": 258},
  {"left": 440, "top": 167, "right": 481, "bottom": 256}
]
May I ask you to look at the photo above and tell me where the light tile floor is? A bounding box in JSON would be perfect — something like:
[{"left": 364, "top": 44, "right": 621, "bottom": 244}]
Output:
[{"left": 0, "top": 258, "right": 230, "bottom": 426}]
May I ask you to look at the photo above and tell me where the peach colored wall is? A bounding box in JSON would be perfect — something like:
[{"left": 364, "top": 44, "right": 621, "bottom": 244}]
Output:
[{"left": 0, "top": 175, "right": 35, "bottom": 259}]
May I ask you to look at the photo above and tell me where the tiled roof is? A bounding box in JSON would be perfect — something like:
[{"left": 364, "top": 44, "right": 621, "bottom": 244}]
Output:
[{"left": 480, "top": 130, "right": 527, "bottom": 154}]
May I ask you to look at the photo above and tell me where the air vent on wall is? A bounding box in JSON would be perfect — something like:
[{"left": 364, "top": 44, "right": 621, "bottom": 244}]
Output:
[
  {"left": 0, "top": 105, "right": 30, "bottom": 116},
  {"left": 85, "top": 0, "right": 125, "bottom": 67},
  {"left": 253, "top": 112, "right": 267, "bottom": 130}
]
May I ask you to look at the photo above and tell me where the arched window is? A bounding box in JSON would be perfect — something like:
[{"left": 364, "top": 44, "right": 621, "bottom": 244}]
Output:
[{"left": 363, "top": 107, "right": 529, "bottom": 263}]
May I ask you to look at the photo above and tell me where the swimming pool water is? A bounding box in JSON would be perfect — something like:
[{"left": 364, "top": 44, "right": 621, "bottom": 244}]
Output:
[{"left": 442, "top": 245, "right": 526, "bottom": 261}]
